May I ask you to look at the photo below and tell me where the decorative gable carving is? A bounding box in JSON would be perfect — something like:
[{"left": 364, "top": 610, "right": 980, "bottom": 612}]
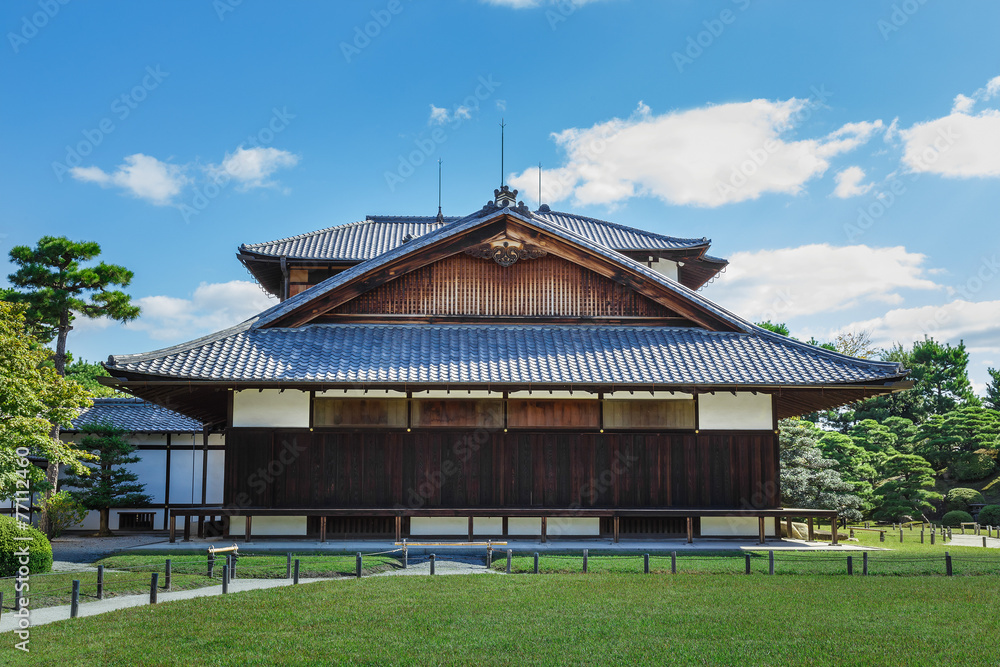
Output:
[{"left": 464, "top": 239, "right": 547, "bottom": 267}]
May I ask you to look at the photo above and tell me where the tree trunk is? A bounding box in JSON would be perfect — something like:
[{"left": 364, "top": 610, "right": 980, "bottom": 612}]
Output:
[
  {"left": 99, "top": 508, "right": 112, "bottom": 537},
  {"left": 41, "top": 317, "right": 71, "bottom": 535}
]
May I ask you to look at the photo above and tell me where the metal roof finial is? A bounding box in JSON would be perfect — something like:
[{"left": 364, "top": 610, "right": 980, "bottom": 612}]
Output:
[
  {"left": 436, "top": 158, "right": 444, "bottom": 224},
  {"left": 500, "top": 118, "right": 506, "bottom": 187}
]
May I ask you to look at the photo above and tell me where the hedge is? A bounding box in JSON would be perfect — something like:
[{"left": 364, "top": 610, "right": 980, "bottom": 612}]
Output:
[
  {"left": 977, "top": 505, "right": 1000, "bottom": 526},
  {"left": 941, "top": 510, "right": 974, "bottom": 528},
  {"left": 945, "top": 488, "right": 986, "bottom": 512},
  {"left": 0, "top": 514, "right": 53, "bottom": 577}
]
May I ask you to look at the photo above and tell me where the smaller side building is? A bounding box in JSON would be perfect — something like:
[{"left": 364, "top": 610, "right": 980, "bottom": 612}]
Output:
[{"left": 60, "top": 398, "right": 224, "bottom": 532}]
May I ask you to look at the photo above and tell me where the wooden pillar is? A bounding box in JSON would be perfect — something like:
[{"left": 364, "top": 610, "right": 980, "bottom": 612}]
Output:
[
  {"left": 201, "top": 428, "right": 209, "bottom": 505},
  {"left": 197, "top": 515, "right": 207, "bottom": 539},
  {"left": 468, "top": 517, "right": 474, "bottom": 542},
  {"left": 541, "top": 516, "right": 547, "bottom": 544},
  {"left": 831, "top": 516, "right": 839, "bottom": 545},
  {"left": 686, "top": 517, "right": 693, "bottom": 544},
  {"left": 183, "top": 515, "right": 191, "bottom": 542},
  {"left": 169, "top": 514, "right": 176, "bottom": 543},
  {"left": 320, "top": 516, "right": 327, "bottom": 543},
  {"left": 758, "top": 516, "right": 766, "bottom": 545},
  {"left": 773, "top": 517, "right": 780, "bottom": 539},
  {"left": 395, "top": 516, "right": 402, "bottom": 543},
  {"left": 502, "top": 516, "right": 509, "bottom": 537},
  {"left": 785, "top": 517, "right": 792, "bottom": 540},
  {"left": 807, "top": 518, "right": 814, "bottom": 541},
  {"left": 163, "top": 433, "right": 171, "bottom": 531},
  {"left": 245, "top": 515, "right": 252, "bottom": 543},
  {"left": 613, "top": 516, "right": 620, "bottom": 544}
]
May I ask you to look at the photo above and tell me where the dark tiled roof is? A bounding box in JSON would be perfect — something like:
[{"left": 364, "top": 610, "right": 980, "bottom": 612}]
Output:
[
  {"left": 106, "top": 323, "right": 905, "bottom": 386},
  {"left": 239, "top": 211, "right": 708, "bottom": 261},
  {"left": 68, "top": 398, "right": 203, "bottom": 432},
  {"left": 250, "top": 206, "right": 741, "bottom": 330}
]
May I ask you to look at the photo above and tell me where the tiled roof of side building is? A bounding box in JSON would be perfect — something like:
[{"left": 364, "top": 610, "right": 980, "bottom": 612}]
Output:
[
  {"left": 68, "top": 398, "right": 203, "bottom": 432},
  {"left": 105, "top": 323, "right": 906, "bottom": 386},
  {"left": 239, "top": 211, "right": 709, "bottom": 261}
]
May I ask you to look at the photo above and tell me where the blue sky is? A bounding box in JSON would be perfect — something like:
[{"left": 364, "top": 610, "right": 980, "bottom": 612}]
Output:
[{"left": 2, "top": 0, "right": 1000, "bottom": 391}]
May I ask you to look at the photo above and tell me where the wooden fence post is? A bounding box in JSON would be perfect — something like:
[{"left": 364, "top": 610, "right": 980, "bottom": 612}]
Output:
[
  {"left": 847, "top": 556, "right": 853, "bottom": 575},
  {"left": 644, "top": 554, "right": 650, "bottom": 574},
  {"left": 506, "top": 549, "right": 512, "bottom": 574},
  {"left": 71, "top": 580, "right": 80, "bottom": 618},
  {"left": 208, "top": 552, "right": 215, "bottom": 578},
  {"left": 945, "top": 552, "right": 953, "bottom": 576},
  {"left": 286, "top": 553, "right": 292, "bottom": 579},
  {"left": 534, "top": 552, "right": 539, "bottom": 574},
  {"left": 356, "top": 552, "right": 362, "bottom": 579},
  {"left": 769, "top": 551, "right": 775, "bottom": 575},
  {"left": 150, "top": 573, "right": 159, "bottom": 604},
  {"left": 222, "top": 566, "right": 229, "bottom": 593},
  {"left": 430, "top": 553, "right": 436, "bottom": 576},
  {"left": 165, "top": 559, "right": 171, "bottom": 591},
  {"left": 745, "top": 554, "right": 751, "bottom": 575},
  {"left": 582, "top": 549, "right": 588, "bottom": 574},
  {"left": 670, "top": 551, "right": 677, "bottom": 574},
  {"left": 293, "top": 559, "right": 300, "bottom": 585},
  {"left": 97, "top": 565, "right": 104, "bottom": 600}
]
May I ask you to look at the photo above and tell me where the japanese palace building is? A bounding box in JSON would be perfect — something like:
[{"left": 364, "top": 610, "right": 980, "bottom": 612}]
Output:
[{"left": 100, "top": 186, "right": 909, "bottom": 541}]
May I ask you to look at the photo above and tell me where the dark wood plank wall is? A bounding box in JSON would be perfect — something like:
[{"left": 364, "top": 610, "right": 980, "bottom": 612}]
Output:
[
  {"left": 329, "top": 254, "right": 679, "bottom": 318},
  {"left": 225, "top": 429, "right": 779, "bottom": 511}
]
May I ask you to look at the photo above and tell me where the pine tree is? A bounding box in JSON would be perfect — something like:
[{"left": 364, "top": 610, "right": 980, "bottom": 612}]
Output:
[
  {"left": 985, "top": 368, "right": 1000, "bottom": 411},
  {"left": 62, "top": 424, "right": 152, "bottom": 536},
  {"left": 779, "top": 421, "right": 863, "bottom": 522},
  {"left": 873, "top": 454, "right": 941, "bottom": 522}
]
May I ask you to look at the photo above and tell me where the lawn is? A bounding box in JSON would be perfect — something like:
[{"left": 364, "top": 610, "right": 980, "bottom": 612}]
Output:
[{"left": 4, "top": 573, "right": 998, "bottom": 666}]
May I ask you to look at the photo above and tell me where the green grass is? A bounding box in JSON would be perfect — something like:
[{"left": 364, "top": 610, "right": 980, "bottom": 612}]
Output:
[
  {"left": 96, "top": 552, "right": 402, "bottom": 579},
  {"left": 5, "top": 574, "right": 999, "bottom": 666},
  {"left": 0, "top": 570, "right": 216, "bottom": 609}
]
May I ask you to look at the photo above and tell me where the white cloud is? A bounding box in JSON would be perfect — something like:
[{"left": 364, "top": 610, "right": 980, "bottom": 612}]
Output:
[
  {"left": 206, "top": 147, "right": 300, "bottom": 190},
  {"left": 509, "top": 100, "right": 882, "bottom": 208},
  {"left": 832, "top": 166, "right": 873, "bottom": 199},
  {"left": 70, "top": 153, "right": 189, "bottom": 205},
  {"left": 429, "top": 105, "right": 450, "bottom": 125},
  {"left": 704, "top": 244, "right": 940, "bottom": 322},
  {"left": 900, "top": 74, "right": 1000, "bottom": 178},
  {"left": 829, "top": 299, "right": 1000, "bottom": 360},
  {"left": 128, "top": 280, "right": 274, "bottom": 341}
]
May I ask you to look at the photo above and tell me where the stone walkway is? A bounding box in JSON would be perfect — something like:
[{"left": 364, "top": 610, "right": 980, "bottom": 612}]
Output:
[
  {"left": 947, "top": 533, "right": 1000, "bottom": 548},
  {"left": 0, "top": 577, "right": 331, "bottom": 633}
]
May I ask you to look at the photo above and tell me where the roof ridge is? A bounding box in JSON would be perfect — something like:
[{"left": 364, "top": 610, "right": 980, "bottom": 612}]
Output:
[
  {"left": 539, "top": 209, "right": 709, "bottom": 246},
  {"left": 107, "top": 317, "right": 257, "bottom": 368}
]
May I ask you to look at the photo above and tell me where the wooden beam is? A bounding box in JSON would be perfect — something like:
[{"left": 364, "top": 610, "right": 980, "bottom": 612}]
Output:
[{"left": 686, "top": 517, "right": 693, "bottom": 544}]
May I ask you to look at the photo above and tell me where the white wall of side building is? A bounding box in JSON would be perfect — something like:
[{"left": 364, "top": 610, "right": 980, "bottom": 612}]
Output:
[
  {"left": 700, "top": 517, "right": 775, "bottom": 537},
  {"left": 648, "top": 259, "right": 679, "bottom": 282},
  {"left": 232, "top": 389, "right": 310, "bottom": 428},
  {"left": 698, "top": 392, "right": 773, "bottom": 430},
  {"left": 229, "top": 516, "right": 308, "bottom": 537}
]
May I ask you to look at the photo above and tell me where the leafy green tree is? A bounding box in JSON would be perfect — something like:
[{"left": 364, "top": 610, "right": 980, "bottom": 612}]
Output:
[
  {"left": 0, "top": 303, "right": 92, "bottom": 500},
  {"left": 908, "top": 338, "right": 978, "bottom": 416},
  {"left": 3, "top": 236, "right": 140, "bottom": 376},
  {"left": 913, "top": 406, "right": 1000, "bottom": 469},
  {"left": 62, "top": 424, "right": 151, "bottom": 536},
  {"left": 872, "top": 454, "right": 942, "bottom": 522},
  {"left": 756, "top": 321, "right": 790, "bottom": 336},
  {"left": 779, "top": 421, "right": 863, "bottom": 522},
  {"left": 849, "top": 419, "right": 899, "bottom": 456},
  {"left": 881, "top": 416, "right": 917, "bottom": 453},
  {"left": 985, "top": 367, "right": 1000, "bottom": 411},
  {"left": 65, "top": 359, "right": 119, "bottom": 398},
  {"left": 3, "top": 236, "right": 139, "bottom": 531}
]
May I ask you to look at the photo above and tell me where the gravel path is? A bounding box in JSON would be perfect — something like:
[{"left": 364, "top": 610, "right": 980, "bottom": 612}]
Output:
[
  {"left": 50, "top": 534, "right": 169, "bottom": 565},
  {"left": 375, "top": 554, "right": 497, "bottom": 576}
]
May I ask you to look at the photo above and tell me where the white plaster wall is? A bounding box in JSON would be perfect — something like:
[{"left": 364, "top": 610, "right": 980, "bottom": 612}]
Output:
[
  {"left": 507, "top": 517, "right": 541, "bottom": 536},
  {"left": 649, "top": 259, "right": 679, "bottom": 282},
  {"left": 229, "top": 516, "right": 307, "bottom": 536},
  {"left": 698, "top": 392, "right": 773, "bottom": 430},
  {"left": 410, "top": 517, "right": 467, "bottom": 536},
  {"left": 547, "top": 517, "right": 600, "bottom": 536},
  {"left": 473, "top": 517, "right": 502, "bottom": 535},
  {"left": 206, "top": 449, "right": 225, "bottom": 504},
  {"left": 701, "top": 516, "right": 775, "bottom": 537},
  {"left": 128, "top": 450, "right": 166, "bottom": 503},
  {"left": 233, "top": 389, "right": 310, "bottom": 428},
  {"left": 169, "top": 443, "right": 200, "bottom": 505}
]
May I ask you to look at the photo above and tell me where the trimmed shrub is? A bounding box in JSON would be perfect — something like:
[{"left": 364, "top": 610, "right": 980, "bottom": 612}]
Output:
[
  {"left": 977, "top": 505, "right": 1000, "bottom": 526},
  {"left": 941, "top": 510, "right": 974, "bottom": 527},
  {"left": 948, "top": 450, "right": 996, "bottom": 482},
  {"left": 0, "top": 515, "right": 53, "bottom": 577},
  {"left": 43, "top": 490, "right": 88, "bottom": 538},
  {"left": 945, "top": 488, "right": 986, "bottom": 512}
]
